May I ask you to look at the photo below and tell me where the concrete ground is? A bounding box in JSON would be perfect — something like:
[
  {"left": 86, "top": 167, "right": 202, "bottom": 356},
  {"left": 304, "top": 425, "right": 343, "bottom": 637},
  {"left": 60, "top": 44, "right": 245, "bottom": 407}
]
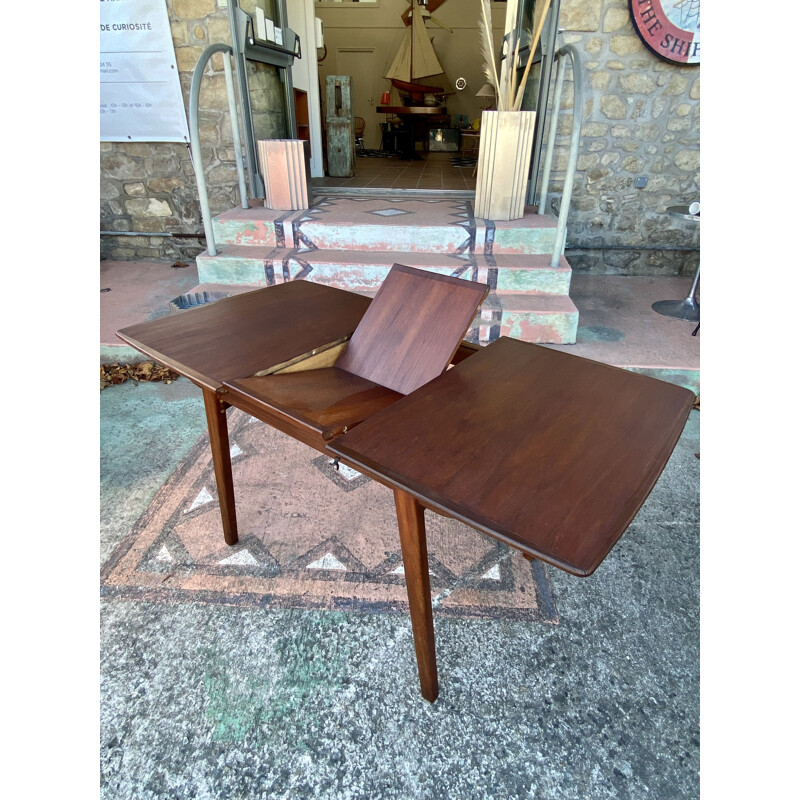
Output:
[{"left": 100, "top": 264, "right": 700, "bottom": 798}]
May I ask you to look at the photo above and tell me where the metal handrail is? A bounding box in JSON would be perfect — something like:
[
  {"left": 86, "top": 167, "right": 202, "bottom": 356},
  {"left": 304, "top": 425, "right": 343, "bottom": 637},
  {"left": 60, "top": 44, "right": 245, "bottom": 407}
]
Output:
[
  {"left": 538, "top": 43, "right": 584, "bottom": 269},
  {"left": 189, "top": 43, "right": 249, "bottom": 257}
]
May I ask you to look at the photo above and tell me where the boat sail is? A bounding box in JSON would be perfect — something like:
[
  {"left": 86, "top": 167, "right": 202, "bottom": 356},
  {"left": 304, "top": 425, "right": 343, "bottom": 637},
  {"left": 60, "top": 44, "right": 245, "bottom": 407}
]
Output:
[{"left": 383, "top": 3, "right": 446, "bottom": 101}]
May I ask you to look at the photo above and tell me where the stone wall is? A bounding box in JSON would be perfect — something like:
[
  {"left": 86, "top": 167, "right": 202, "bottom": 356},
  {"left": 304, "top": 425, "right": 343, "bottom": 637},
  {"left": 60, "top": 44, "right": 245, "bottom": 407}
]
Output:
[
  {"left": 552, "top": 0, "right": 700, "bottom": 275},
  {"left": 100, "top": 0, "right": 286, "bottom": 261},
  {"left": 100, "top": 1, "right": 700, "bottom": 276}
]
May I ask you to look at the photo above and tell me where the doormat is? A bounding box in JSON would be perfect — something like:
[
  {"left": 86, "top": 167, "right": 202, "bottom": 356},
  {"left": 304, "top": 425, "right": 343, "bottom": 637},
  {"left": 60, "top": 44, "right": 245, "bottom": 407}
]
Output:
[
  {"left": 451, "top": 156, "right": 477, "bottom": 168},
  {"left": 101, "top": 409, "right": 558, "bottom": 623},
  {"left": 356, "top": 149, "right": 398, "bottom": 158}
]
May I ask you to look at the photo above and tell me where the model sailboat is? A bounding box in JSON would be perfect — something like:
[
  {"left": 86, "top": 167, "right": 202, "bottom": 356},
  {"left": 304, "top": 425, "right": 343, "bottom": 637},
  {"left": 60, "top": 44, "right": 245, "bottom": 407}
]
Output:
[{"left": 383, "top": 2, "right": 449, "bottom": 105}]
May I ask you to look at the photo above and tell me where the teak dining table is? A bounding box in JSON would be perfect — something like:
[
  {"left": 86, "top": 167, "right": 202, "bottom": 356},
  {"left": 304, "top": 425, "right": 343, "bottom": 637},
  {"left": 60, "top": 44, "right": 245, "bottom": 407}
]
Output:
[{"left": 118, "top": 278, "right": 695, "bottom": 703}]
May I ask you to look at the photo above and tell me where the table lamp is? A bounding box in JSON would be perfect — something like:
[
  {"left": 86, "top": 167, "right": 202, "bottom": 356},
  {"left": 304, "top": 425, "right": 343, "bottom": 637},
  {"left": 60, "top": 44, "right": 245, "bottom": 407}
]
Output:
[{"left": 476, "top": 83, "right": 496, "bottom": 110}]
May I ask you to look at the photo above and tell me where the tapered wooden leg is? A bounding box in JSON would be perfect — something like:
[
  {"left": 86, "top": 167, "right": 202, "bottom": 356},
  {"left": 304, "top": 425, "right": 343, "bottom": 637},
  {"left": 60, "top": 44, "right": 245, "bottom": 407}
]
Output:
[
  {"left": 394, "top": 489, "right": 439, "bottom": 703},
  {"left": 202, "top": 388, "right": 238, "bottom": 546}
]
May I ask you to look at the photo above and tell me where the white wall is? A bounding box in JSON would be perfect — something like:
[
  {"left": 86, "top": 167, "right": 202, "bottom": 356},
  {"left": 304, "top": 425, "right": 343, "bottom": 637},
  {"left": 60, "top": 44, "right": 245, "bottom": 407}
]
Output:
[{"left": 287, "top": 0, "right": 324, "bottom": 177}]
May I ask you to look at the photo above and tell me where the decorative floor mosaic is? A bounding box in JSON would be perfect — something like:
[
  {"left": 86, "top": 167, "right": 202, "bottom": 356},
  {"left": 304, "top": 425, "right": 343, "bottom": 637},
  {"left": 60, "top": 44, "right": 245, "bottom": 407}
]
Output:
[{"left": 102, "top": 409, "right": 558, "bottom": 622}]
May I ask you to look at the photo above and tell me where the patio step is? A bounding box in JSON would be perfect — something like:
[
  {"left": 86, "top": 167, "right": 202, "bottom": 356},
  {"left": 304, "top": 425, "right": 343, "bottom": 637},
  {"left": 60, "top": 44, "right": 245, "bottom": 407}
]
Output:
[
  {"left": 199, "top": 195, "right": 578, "bottom": 344},
  {"left": 478, "top": 294, "right": 579, "bottom": 345},
  {"left": 211, "top": 198, "right": 559, "bottom": 256},
  {"left": 197, "top": 245, "right": 573, "bottom": 295}
]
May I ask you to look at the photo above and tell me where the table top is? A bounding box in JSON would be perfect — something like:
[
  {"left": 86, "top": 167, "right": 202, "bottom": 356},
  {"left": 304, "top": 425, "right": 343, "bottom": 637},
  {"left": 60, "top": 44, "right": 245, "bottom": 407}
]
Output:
[
  {"left": 116, "top": 281, "right": 371, "bottom": 392},
  {"left": 377, "top": 105, "right": 447, "bottom": 115},
  {"left": 329, "top": 337, "right": 695, "bottom": 577}
]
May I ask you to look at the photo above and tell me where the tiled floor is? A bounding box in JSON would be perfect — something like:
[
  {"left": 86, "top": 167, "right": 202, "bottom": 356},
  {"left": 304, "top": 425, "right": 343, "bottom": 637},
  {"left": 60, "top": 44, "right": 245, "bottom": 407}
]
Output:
[{"left": 311, "top": 150, "right": 476, "bottom": 191}]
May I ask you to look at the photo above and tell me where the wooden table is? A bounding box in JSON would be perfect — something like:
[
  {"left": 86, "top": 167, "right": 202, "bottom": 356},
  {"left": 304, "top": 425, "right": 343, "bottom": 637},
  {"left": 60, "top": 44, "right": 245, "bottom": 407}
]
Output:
[
  {"left": 377, "top": 105, "right": 448, "bottom": 159},
  {"left": 118, "top": 282, "right": 694, "bottom": 703}
]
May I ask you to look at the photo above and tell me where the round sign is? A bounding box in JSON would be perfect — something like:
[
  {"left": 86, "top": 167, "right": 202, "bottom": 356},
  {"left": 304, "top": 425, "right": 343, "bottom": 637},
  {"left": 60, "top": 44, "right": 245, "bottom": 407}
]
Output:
[{"left": 629, "top": 0, "right": 700, "bottom": 65}]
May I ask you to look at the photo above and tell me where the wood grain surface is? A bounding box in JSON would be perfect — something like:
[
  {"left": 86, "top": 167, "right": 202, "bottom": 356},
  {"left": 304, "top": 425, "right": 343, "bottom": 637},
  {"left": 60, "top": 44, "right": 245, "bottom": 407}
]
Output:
[
  {"left": 117, "top": 282, "right": 371, "bottom": 392},
  {"left": 225, "top": 367, "right": 403, "bottom": 441},
  {"left": 337, "top": 264, "right": 488, "bottom": 395},
  {"left": 330, "top": 337, "right": 695, "bottom": 577}
]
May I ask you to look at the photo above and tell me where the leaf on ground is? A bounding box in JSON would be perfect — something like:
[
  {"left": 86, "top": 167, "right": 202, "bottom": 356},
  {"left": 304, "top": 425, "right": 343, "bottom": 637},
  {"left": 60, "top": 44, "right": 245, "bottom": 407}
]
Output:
[
  {"left": 100, "top": 362, "right": 180, "bottom": 390},
  {"left": 171, "top": 261, "right": 189, "bottom": 269}
]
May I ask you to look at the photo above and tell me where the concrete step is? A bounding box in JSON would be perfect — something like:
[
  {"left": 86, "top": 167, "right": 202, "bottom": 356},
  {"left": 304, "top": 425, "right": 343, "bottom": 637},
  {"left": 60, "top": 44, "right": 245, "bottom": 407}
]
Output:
[
  {"left": 179, "top": 279, "right": 578, "bottom": 346},
  {"left": 211, "top": 198, "right": 559, "bottom": 255},
  {"left": 477, "top": 293, "right": 579, "bottom": 345},
  {"left": 196, "top": 244, "right": 277, "bottom": 286},
  {"left": 197, "top": 244, "right": 572, "bottom": 295}
]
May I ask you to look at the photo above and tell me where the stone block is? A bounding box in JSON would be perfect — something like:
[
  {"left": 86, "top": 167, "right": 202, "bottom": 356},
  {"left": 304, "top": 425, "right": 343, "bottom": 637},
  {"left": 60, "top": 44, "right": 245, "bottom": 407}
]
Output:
[
  {"left": 560, "top": 0, "right": 603, "bottom": 31},
  {"left": 577, "top": 153, "right": 599, "bottom": 170},
  {"left": 621, "top": 156, "right": 644, "bottom": 173},
  {"left": 102, "top": 151, "right": 147, "bottom": 180},
  {"left": 667, "top": 117, "right": 691, "bottom": 132},
  {"left": 134, "top": 217, "right": 168, "bottom": 233},
  {"left": 147, "top": 177, "right": 185, "bottom": 193},
  {"left": 620, "top": 73, "right": 656, "bottom": 94},
  {"left": 600, "top": 95, "right": 627, "bottom": 119},
  {"left": 172, "top": 0, "right": 216, "bottom": 19},
  {"left": 674, "top": 150, "right": 699, "bottom": 172},
  {"left": 603, "top": 7, "right": 631, "bottom": 32},
  {"left": 170, "top": 20, "right": 188, "bottom": 45},
  {"left": 175, "top": 45, "right": 204, "bottom": 73},
  {"left": 125, "top": 182, "right": 146, "bottom": 197},
  {"left": 665, "top": 74, "right": 689, "bottom": 95},
  {"left": 207, "top": 17, "right": 231, "bottom": 43},
  {"left": 118, "top": 142, "right": 151, "bottom": 157},
  {"left": 206, "top": 163, "right": 239, "bottom": 186},
  {"left": 585, "top": 38, "right": 603, "bottom": 55},
  {"left": 126, "top": 198, "right": 173, "bottom": 217},
  {"left": 198, "top": 74, "right": 230, "bottom": 110},
  {"left": 101, "top": 180, "right": 121, "bottom": 201},
  {"left": 610, "top": 36, "right": 644, "bottom": 56}
]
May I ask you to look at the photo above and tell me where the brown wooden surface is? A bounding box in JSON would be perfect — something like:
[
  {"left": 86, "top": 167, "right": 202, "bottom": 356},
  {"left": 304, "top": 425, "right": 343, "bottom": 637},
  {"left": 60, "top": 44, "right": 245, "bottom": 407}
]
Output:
[
  {"left": 203, "top": 389, "right": 238, "bottom": 546},
  {"left": 337, "top": 264, "right": 488, "bottom": 395},
  {"left": 330, "top": 337, "right": 695, "bottom": 577},
  {"left": 394, "top": 489, "right": 438, "bottom": 703},
  {"left": 116, "top": 282, "right": 371, "bottom": 392},
  {"left": 225, "top": 367, "right": 403, "bottom": 442}
]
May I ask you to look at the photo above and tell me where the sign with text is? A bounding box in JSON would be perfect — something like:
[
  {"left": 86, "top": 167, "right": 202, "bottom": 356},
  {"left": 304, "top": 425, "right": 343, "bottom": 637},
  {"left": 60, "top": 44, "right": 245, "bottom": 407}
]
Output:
[
  {"left": 100, "top": 0, "right": 190, "bottom": 141},
  {"left": 629, "top": 0, "right": 700, "bottom": 65}
]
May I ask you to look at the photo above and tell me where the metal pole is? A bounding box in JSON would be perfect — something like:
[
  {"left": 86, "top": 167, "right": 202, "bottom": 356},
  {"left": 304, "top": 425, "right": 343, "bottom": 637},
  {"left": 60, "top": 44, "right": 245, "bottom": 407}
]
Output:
[
  {"left": 550, "top": 44, "right": 583, "bottom": 268},
  {"left": 223, "top": 52, "right": 249, "bottom": 209},
  {"left": 537, "top": 54, "right": 563, "bottom": 215},
  {"left": 190, "top": 45, "right": 233, "bottom": 257}
]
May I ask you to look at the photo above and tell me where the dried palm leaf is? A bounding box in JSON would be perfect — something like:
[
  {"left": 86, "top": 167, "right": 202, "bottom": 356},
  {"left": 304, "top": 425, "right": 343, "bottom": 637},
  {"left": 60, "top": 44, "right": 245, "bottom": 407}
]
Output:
[{"left": 478, "top": 0, "right": 503, "bottom": 109}]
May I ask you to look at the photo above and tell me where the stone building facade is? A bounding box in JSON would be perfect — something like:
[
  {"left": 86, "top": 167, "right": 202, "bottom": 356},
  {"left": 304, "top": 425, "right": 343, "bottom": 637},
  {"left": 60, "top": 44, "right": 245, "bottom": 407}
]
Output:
[
  {"left": 552, "top": 0, "right": 700, "bottom": 275},
  {"left": 100, "top": 0, "right": 699, "bottom": 275},
  {"left": 100, "top": 0, "right": 286, "bottom": 262}
]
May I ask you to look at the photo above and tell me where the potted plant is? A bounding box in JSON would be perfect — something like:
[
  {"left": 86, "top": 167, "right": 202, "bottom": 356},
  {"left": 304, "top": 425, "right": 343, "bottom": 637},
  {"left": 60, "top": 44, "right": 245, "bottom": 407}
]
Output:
[{"left": 473, "top": 0, "right": 551, "bottom": 221}]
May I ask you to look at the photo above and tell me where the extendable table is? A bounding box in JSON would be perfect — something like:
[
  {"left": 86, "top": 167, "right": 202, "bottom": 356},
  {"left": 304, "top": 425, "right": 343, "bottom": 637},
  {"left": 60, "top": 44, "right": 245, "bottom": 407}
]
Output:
[{"left": 118, "top": 266, "right": 694, "bottom": 702}]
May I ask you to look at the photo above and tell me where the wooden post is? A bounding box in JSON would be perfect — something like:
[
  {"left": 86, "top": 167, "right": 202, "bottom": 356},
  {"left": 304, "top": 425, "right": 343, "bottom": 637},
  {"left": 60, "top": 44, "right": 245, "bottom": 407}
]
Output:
[
  {"left": 394, "top": 489, "right": 439, "bottom": 702},
  {"left": 202, "top": 389, "right": 238, "bottom": 546}
]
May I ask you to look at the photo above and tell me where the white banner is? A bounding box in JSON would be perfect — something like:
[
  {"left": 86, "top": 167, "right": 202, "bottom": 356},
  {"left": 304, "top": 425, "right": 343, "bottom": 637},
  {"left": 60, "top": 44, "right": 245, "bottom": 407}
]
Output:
[{"left": 100, "top": 0, "right": 190, "bottom": 142}]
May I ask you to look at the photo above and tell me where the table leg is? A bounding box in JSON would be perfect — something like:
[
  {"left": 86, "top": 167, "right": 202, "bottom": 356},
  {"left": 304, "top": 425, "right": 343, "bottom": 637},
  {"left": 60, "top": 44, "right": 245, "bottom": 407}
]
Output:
[
  {"left": 394, "top": 489, "right": 439, "bottom": 702},
  {"left": 202, "top": 388, "right": 238, "bottom": 546}
]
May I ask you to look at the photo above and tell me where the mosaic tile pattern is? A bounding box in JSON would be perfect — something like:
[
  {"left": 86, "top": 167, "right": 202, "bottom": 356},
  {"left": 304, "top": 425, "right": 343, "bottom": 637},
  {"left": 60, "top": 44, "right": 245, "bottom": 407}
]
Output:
[{"left": 101, "top": 409, "right": 558, "bottom": 622}]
